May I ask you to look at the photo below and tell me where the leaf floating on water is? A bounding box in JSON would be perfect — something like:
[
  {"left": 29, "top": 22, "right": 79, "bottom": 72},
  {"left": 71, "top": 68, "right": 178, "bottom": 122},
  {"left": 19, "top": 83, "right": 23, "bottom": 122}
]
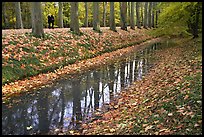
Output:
[{"left": 26, "top": 126, "right": 33, "bottom": 130}]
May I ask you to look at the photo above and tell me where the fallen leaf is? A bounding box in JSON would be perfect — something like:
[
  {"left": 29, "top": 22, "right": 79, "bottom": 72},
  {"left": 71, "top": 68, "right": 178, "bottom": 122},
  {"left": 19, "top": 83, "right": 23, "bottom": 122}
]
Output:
[
  {"left": 69, "top": 130, "right": 74, "bottom": 134},
  {"left": 145, "top": 125, "right": 153, "bottom": 132},
  {"left": 109, "top": 128, "right": 115, "bottom": 132},
  {"left": 168, "top": 113, "right": 173, "bottom": 116}
]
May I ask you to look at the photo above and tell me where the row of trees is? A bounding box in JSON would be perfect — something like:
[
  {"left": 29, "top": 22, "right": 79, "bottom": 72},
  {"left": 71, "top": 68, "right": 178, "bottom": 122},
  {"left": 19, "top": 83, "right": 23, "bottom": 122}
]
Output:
[
  {"left": 2, "top": 2, "right": 202, "bottom": 38},
  {"left": 2, "top": 2, "right": 159, "bottom": 37}
]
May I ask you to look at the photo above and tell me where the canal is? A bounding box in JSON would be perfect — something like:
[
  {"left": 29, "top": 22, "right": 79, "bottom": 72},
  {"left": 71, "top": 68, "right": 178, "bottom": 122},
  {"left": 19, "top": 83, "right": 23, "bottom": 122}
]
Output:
[{"left": 2, "top": 42, "right": 162, "bottom": 135}]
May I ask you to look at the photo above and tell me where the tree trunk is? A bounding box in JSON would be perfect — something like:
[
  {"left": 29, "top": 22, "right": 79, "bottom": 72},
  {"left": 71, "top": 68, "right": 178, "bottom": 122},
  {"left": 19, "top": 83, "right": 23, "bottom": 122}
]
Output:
[
  {"left": 15, "top": 2, "right": 23, "bottom": 29},
  {"left": 128, "top": 2, "right": 131, "bottom": 26},
  {"left": 26, "top": 3, "right": 32, "bottom": 29},
  {"left": 31, "top": 2, "right": 44, "bottom": 37},
  {"left": 144, "top": 2, "right": 148, "bottom": 29},
  {"left": 110, "top": 2, "right": 116, "bottom": 31},
  {"left": 151, "top": 2, "right": 155, "bottom": 28},
  {"left": 93, "top": 2, "right": 100, "bottom": 32},
  {"left": 192, "top": 2, "right": 201, "bottom": 38},
  {"left": 2, "top": 3, "right": 9, "bottom": 29},
  {"left": 11, "top": 5, "right": 15, "bottom": 29},
  {"left": 130, "top": 2, "right": 135, "bottom": 30},
  {"left": 140, "top": 3, "right": 143, "bottom": 27},
  {"left": 84, "top": 2, "right": 88, "bottom": 27},
  {"left": 155, "top": 2, "right": 159, "bottom": 28},
  {"left": 103, "top": 2, "right": 107, "bottom": 27},
  {"left": 136, "top": 2, "right": 141, "bottom": 29},
  {"left": 70, "top": 2, "right": 80, "bottom": 35},
  {"left": 120, "top": 2, "right": 127, "bottom": 31},
  {"left": 148, "top": 2, "right": 152, "bottom": 28},
  {"left": 58, "top": 2, "right": 63, "bottom": 28}
]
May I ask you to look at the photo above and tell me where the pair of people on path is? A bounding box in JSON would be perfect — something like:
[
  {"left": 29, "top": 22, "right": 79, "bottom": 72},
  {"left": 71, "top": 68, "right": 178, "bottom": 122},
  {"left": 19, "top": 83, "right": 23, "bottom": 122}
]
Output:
[{"left": 48, "top": 14, "right": 54, "bottom": 29}]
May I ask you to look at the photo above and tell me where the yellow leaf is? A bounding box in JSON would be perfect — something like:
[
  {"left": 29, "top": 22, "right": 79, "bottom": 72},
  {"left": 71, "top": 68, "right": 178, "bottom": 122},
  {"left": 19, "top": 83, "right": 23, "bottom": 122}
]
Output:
[
  {"left": 168, "top": 113, "right": 173, "bottom": 116},
  {"left": 109, "top": 128, "right": 115, "bottom": 132}
]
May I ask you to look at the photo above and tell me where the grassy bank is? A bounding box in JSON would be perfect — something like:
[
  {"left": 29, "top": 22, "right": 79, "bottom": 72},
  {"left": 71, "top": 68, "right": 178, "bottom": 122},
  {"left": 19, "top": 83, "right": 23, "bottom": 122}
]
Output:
[{"left": 2, "top": 28, "right": 151, "bottom": 85}]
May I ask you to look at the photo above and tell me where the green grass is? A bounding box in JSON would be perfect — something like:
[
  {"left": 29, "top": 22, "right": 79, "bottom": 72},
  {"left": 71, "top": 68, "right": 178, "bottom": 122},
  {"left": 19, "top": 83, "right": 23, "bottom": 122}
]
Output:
[{"left": 2, "top": 33, "right": 153, "bottom": 85}]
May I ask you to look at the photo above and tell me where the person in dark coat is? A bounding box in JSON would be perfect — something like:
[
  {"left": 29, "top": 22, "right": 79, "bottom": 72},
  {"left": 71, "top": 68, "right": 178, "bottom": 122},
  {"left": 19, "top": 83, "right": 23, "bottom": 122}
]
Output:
[
  {"left": 50, "top": 15, "right": 54, "bottom": 29},
  {"left": 48, "top": 14, "right": 51, "bottom": 29}
]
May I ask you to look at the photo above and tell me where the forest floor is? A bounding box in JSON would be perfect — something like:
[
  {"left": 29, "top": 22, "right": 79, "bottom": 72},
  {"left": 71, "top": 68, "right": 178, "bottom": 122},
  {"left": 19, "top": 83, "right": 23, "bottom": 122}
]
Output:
[
  {"left": 2, "top": 27, "right": 157, "bottom": 102},
  {"left": 67, "top": 36, "right": 201, "bottom": 135}
]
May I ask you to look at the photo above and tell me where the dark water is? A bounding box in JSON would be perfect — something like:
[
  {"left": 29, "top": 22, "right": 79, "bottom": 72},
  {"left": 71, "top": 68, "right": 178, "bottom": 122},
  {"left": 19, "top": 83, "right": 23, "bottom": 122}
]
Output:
[{"left": 2, "top": 42, "right": 161, "bottom": 135}]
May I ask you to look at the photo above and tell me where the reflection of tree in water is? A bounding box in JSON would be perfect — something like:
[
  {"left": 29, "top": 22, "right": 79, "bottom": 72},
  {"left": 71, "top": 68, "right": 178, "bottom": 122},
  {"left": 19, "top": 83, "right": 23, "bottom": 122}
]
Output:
[
  {"left": 2, "top": 42, "right": 161, "bottom": 135},
  {"left": 93, "top": 71, "right": 100, "bottom": 110},
  {"left": 137, "top": 57, "right": 143, "bottom": 80},
  {"left": 37, "top": 91, "right": 49, "bottom": 134},
  {"left": 100, "top": 69, "right": 105, "bottom": 105},
  {"left": 84, "top": 73, "right": 95, "bottom": 118},
  {"left": 108, "top": 64, "right": 115, "bottom": 101},
  {"left": 2, "top": 105, "right": 27, "bottom": 135},
  {"left": 2, "top": 93, "right": 44, "bottom": 135},
  {"left": 58, "top": 87, "right": 65, "bottom": 130},
  {"left": 70, "top": 78, "right": 82, "bottom": 130},
  {"left": 120, "top": 61, "right": 126, "bottom": 88},
  {"left": 82, "top": 74, "right": 90, "bottom": 119},
  {"left": 129, "top": 59, "right": 134, "bottom": 84}
]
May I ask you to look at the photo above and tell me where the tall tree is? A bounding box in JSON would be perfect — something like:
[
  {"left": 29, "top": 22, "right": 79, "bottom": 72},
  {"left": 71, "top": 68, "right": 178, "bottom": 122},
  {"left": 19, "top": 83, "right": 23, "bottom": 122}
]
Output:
[
  {"left": 84, "top": 2, "right": 88, "bottom": 27},
  {"left": 2, "top": 3, "right": 9, "bottom": 29},
  {"left": 21, "top": 2, "right": 32, "bottom": 29},
  {"left": 102, "top": 2, "right": 107, "bottom": 27},
  {"left": 110, "top": 2, "right": 116, "bottom": 31},
  {"left": 70, "top": 2, "right": 80, "bottom": 35},
  {"left": 136, "top": 2, "right": 141, "bottom": 29},
  {"left": 151, "top": 2, "right": 155, "bottom": 28},
  {"left": 140, "top": 2, "right": 144, "bottom": 27},
  {"left": 187, "top": 2, "right": 202, "bottom": 38},
  {"left": 128, "top": 2, "right": 131, "bottom": 26},
  {"left": 58, "top": 2, "right": 63, "bottom": 28},
  {"left": 130, "top": 2, "right": 135, "bottom": 30},
  {"left": 155, "top": 2, "right": 159, "bottom": 28},
  {"left": 148, "top": 2, "right": 153, "bottom": 28},
  {"left": 14, "top": 2, "right": 23, "bottom": 29},
  {"left": 31, "top": 2, "right": 44, "bottom": 37},
  {"left": 143, "top": 2, "right": 148, "bottom": 29},
  {"left": 120, "top": 2, "right": 127, "bottom": 31},
  {"left": 93, "top": 2, "right": 100, "bottom": 31}
]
